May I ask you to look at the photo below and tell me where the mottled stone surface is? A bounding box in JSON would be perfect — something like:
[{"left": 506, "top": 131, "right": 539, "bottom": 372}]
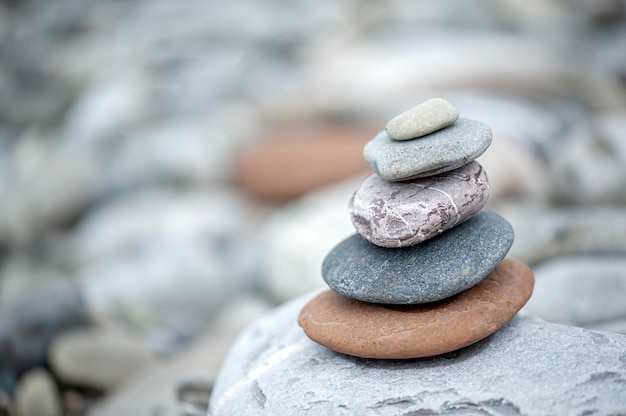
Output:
[
  {"left": 209, "top": 291, "right": 626, "bottom": 416},
  {"left": 323, "top": 211, "right": 514, "bottom": 304},
  {"left": 349, "top": 161, "right": 489, "bottom": 248},
  {"left": 299, "top": 258, "right": 533, "bottom": 359},
  {"left": 363, "top": 118, "right": 492, "bottom": 181},
  {"left": 385, "top": 98, "right": 459, "bottom": 140}
]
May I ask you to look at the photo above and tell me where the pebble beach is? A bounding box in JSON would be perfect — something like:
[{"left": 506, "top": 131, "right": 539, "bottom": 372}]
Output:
[{"left": 1, "top": 1, "right": 626, "bottom": 415}]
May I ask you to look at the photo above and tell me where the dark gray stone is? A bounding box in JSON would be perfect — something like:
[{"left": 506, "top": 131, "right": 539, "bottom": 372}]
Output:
[
  {"left": 0, "top": 283, "right": 90, "bottom": 375},
  {"left": 209, "top": 292, "right": 626, "bottom": 416},
  {"left": 363, "top": 118, "right": 492, "bottom": 181},
  {"left": 322, "top": 211, "right": 514, "bottom": 304}
]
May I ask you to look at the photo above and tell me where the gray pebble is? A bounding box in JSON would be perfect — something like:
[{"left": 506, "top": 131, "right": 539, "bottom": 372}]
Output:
[
  {"left": 49, "top": 327, "right": 156, "bottom": 392},
  {"left": 364, "top": 118, "right": 492, "bottom": 181},
  {"left": 322, "top": 210, "right": 513, "bottom": 304},
  {"left": 385, "top": 98, "right": 459, "bottom": 140},
  {"left": 523, "top": 255, "right": 626, "bottom": 326}
]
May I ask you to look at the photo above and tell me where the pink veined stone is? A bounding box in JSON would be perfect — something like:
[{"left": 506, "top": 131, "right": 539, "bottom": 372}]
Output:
[{"left": 349, "top": 161, "right": 490, "bottom": 248}]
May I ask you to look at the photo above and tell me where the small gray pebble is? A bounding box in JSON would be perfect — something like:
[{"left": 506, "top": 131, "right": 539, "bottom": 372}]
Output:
[
  {"left": 364, "top": 118, "right": 492, "bottom": 181},
  {"left": 386, "top": 98, "right": 459, "bottom": 140}
]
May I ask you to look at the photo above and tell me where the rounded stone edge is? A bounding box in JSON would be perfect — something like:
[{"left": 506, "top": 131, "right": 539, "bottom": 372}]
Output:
[
  {"left": 323, "top": 211, "right": 515, "bottom": 304},
  {"left": 386, "top": 98, "right": 459, "bottom": 141},
  {"left": 299, "top": 258, "right": 535, "bottom": 359},
  {"left": 349, "top": 161, "right": 491, "bottom": 248},
  {"left": 363, "top": 119, "right": 493, "bottom": 181}
]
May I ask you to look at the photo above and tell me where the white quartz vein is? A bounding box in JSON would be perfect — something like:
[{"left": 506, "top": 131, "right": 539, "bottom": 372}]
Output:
[
  {"left": 209, "top": 338, "right": 310, "bottom": 415},
  {"left": 427, "top": 186, "right": 460, "bottom": 225},
  {"left": 380, "top": 201, "right": 414, "bottom": 238}
]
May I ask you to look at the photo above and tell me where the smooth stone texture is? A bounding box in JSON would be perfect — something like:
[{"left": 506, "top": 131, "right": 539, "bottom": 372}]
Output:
[
  {"left": 300, "top": 258, "right": 533, "bottom": 359},
  {"left": 0, "top": 283, "right": 90, "bottom": 375},
  {"left": 349, "top": 161, "right": 489, "bottom": 247},
  {"left": 323, "top": 210, "right": 514, "bottom": 304},
  {"left": 49, "top": 326, "right": 157, "bottom": 391},
  {"left": 523, "top": 256, "right": 626, "bottom": 327},
  {"left": 209, "top": 291, "right": 626, "bottom": 416},
  {"left": 233, "top": 123, "right": 375, "bottom": 201},
  {"left": 14, "top": 368, "right": 62, "bottom": 416},
  {"left": 385, "top": 98, "right": 459, "bottom": 140},
  {"left": 363, "top": 118, "right": 492, "bottom": 181}
]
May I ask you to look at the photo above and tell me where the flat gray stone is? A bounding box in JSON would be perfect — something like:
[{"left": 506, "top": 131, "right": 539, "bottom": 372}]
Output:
[
  {"left": 208, "top": 291, "right": 626, "bottom": 416},
  {"left": 323, "top": 210, "right": 513, "bottom": 304},
  {"left": 523, "top": 256, "right": 626, "bottom": 327},
  {"left": 349, "top": 161, "right": 489, "bottom": 248},
  {"left": 363, "top": 118, "right": 492, "bottom": 181},
  {"left": 385, "top": 98, "right": 459, "bottom": 140}
]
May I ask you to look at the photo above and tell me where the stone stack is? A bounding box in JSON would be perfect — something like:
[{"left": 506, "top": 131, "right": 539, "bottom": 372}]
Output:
[{"left": 298, "top": 98, "right": 535, "bottom": 359}]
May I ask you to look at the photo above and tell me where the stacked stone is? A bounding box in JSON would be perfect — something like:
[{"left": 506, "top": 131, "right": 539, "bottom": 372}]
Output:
[{"left": 298, "top": 99, "right": 535, "bottom": 359}]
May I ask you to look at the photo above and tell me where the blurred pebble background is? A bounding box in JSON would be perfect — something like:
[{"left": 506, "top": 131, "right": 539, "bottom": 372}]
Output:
[{"left": 0, "top": 0, "right": 625, "bottom": 415}]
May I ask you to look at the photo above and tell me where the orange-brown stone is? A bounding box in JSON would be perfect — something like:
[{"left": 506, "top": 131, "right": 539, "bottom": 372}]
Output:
[
  {"left": 298, "top": 258, "right": 534, "bottom": 359},
  {"left": 232, "top": 123, "right": 377, "bottom": 201}
]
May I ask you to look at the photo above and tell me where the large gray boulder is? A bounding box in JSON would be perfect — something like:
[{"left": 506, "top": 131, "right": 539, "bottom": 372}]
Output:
[{"left": 209, "top": 291, "right": 626, "bottom": 416}]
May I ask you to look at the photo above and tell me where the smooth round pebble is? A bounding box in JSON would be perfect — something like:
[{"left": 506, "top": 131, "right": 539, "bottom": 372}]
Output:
[
  {"left": 350, "top": 161, "right": 489, "bottom": 248},
  {"left": 49, "top": 327, "right": 156, "bottom": 391},
  {"left": 323, "top": 210, "right": 514, "bottom": 304},
  {"left": 364, "top": 118, "right": 492, "bottom": 181},
  {"left": 300, "top": 258, "right": 534, "bottom": 359},
  {"left": 385, "top": 98, "right": 459, "bottom": 140}
]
